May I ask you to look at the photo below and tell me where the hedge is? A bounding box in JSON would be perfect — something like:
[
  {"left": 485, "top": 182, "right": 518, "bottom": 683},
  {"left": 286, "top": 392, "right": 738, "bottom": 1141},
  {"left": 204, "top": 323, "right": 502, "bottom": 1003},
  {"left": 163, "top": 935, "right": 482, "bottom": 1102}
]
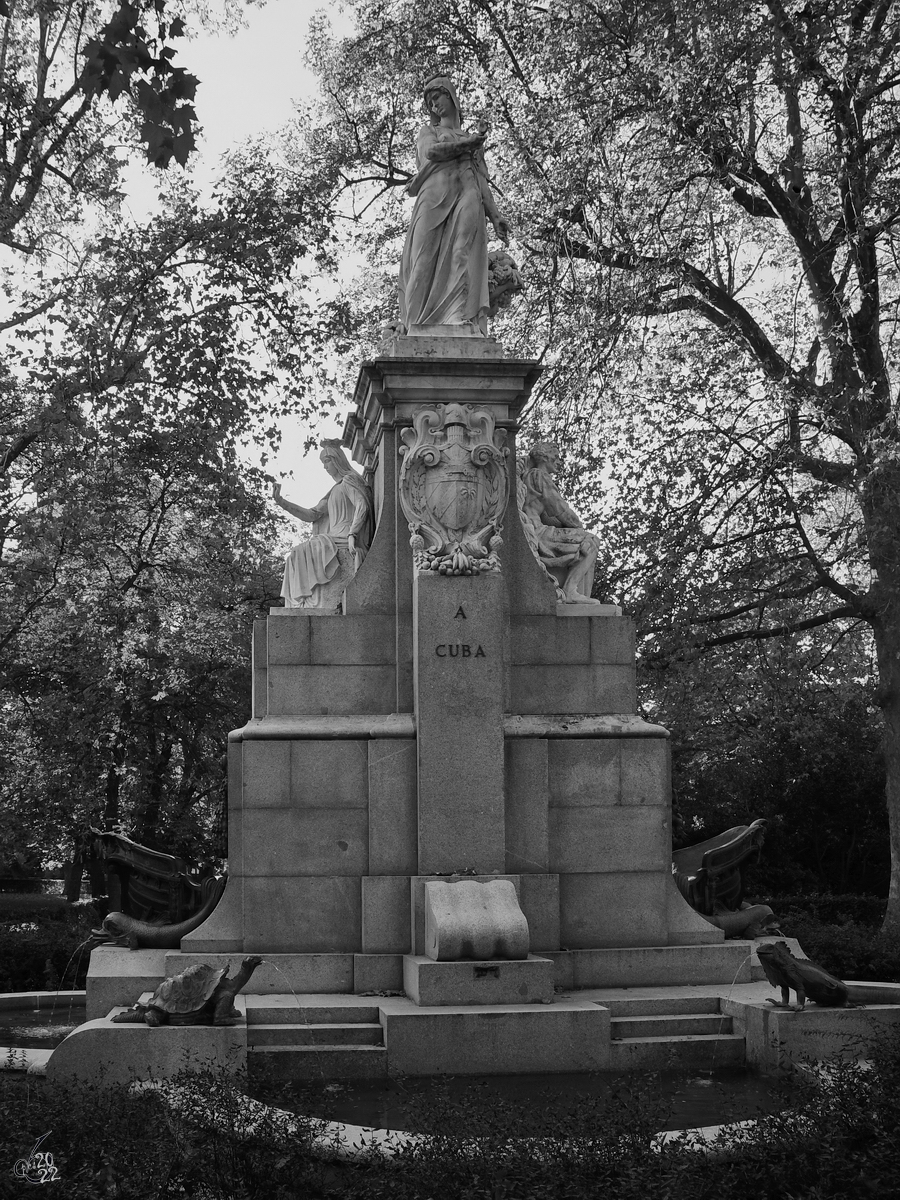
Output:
[
  {"left": 1, "top": 1046, "right": 899, "bottom": 1199},
  {"left": 0, "top": 902, "right": 99, "bottom": 992}
]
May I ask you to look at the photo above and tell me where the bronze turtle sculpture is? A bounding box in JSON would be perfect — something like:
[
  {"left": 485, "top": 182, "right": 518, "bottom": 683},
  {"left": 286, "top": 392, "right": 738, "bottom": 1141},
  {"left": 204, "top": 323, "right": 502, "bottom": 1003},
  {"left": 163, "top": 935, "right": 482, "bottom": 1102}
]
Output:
[
  {"left": 111, "top": 956, "right": 263, "bottom": 1026},
  {"left": 757, "top": 941, "right": 853, "bottom": 1010}
]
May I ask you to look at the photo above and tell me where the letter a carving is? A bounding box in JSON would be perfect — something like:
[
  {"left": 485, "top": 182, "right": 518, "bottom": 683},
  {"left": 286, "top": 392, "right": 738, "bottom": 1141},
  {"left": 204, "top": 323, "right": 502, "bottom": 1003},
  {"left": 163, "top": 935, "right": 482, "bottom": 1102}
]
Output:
[{"left": 455, "top": 606, "right": 467, "bottom": 619}]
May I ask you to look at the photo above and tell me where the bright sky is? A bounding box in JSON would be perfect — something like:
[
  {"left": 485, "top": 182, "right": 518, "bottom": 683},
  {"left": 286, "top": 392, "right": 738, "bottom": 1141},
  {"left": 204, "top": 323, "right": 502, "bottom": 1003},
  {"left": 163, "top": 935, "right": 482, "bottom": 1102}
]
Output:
[{"left": 121, "top": 0, "right": 358, "bottom": 503}]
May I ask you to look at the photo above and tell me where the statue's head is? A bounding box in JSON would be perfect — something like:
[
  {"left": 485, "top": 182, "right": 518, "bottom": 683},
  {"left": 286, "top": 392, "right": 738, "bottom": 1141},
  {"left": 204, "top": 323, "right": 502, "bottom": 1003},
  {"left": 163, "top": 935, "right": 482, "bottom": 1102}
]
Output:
[
  {"left": 319, "top": 439, "right": 352, "bottom": 481},
  {"left": 529, "top": 441, "right": 561, "bottom": 470},
  {"left": 423, "top": 74, "right": 461, "bottom": 125},
  {"left": 757, "top": 940, "right": 791, "bottom": 960},
  {"left": 319, "top": 440, "right": 372, "bottom": 513},
  {"left": 90, "top": 912, "right": 131, "bottom": 947}
]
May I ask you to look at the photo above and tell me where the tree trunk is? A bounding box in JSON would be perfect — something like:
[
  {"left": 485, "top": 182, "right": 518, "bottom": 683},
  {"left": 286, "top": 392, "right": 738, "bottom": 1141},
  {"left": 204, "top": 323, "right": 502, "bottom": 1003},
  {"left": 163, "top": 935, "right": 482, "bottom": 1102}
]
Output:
[
  {"left": 103, "top": 763, "right": 119, "bottom": 827},
  {"left": 864, "top": 453, "right": 900, "bottom": 934},
  {"left": 134, "top": 737, "right": 172, "bottom": 848},
  {"left": 63, "top": 854, "right": 82, "bottom": 903},
  {"left": 874, "top": 615, "right": 900, "bottom": 934}
]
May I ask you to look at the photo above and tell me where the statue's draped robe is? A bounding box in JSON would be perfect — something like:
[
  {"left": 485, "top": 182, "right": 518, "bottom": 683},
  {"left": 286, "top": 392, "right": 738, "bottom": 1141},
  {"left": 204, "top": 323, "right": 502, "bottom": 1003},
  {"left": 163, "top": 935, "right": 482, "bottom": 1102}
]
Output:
[
  {"left": 521, "top": 468, "right": 587, "bottom": 562},
  {"left": 399, "top": 124, "right": 490, "bottom": 330},
  {"left": 281, "top": 479, "right": 371, "bottom": 608}
]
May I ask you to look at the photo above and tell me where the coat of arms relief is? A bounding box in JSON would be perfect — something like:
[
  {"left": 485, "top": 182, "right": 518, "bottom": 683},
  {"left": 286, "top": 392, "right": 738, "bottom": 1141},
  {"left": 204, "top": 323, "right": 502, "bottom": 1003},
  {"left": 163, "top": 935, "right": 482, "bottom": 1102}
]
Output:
[{"left": 399, "top": 403, "right": 509, "bottom": 574}]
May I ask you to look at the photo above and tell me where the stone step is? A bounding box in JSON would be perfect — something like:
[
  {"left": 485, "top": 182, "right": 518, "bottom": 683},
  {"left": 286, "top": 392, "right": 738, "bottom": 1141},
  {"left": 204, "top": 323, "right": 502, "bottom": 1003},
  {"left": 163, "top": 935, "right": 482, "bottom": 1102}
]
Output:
[
  {"left": 609, "top": 1033, "right": 745, "bottom": 1072},
  {"left": 248, "top": 1045, "right": 388, "bottom": 1080},
  {"left": 590, "top": 993, "right": 723, "bottom": 1018},
  {"left": 611, "top": 1013, "right": 732, "bottom": 1039},
  {"left": 248, "top": 1022, "right": 384, "bottom": 1047},
  {"left": 547, "top": 944, "right": 753, "bottom": 990},
  {"left": 244, "top": 995, "right": 380, "bottom": 1025}
]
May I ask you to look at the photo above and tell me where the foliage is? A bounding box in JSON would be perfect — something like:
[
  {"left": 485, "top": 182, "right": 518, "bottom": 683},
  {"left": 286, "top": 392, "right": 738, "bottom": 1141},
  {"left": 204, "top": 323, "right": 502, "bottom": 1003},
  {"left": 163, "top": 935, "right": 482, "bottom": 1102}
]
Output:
[
  {"left": 0, "top": 902, "right": 98, "bottom": 991},
  {"left": 0, "top": 1068, "right": 327, "bottom": 1198},
  {"left": 0, "top": 415, "right": 279, "bottom": 862},
  {"left": 0, "top": 0, "right": 224, "bottom": 254},
  {"left": 4, "top": 1047, "right": 900, "bottom": 1199},
  {"left": 80, "top": 0, "right": 201, "bottom": 169},
  {"left": 0, "top": 146, "right": 343, "bottom": 865},
  {"left": 760, "top": 893, "right": 888, "bottom": 925},
  {"left": 659, "top": 633, "right": 889, "bottom": 894},
  {"left": 762, "top": 908, "right": 900, "bottom": 982}
]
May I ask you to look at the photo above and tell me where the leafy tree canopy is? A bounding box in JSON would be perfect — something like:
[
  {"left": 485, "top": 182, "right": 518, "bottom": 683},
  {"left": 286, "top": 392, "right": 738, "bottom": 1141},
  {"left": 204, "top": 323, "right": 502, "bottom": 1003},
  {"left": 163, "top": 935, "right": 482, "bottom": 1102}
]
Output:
[
  {"left": 0, "top": 0, "right": 240, "bottom": 255},
  {"left": 0, "top": 1, "right": 354, "bottom": 869}
]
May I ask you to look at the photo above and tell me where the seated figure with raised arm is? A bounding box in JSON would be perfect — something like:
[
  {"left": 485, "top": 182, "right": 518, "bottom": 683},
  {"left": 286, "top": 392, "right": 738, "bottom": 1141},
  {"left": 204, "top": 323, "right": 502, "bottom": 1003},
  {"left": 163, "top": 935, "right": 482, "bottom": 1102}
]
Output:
[
  {"left": 518, "top": 441, "right": 605, "bottom": 608},
  {"left": 273, "top": 439, "right": 373, "bottom": 611}
]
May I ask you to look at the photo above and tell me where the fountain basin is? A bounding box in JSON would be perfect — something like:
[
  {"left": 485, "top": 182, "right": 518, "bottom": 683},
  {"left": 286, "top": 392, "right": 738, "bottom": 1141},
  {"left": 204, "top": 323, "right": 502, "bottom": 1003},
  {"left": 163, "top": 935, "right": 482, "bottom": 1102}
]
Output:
[
  {"left": 0, "top": 991, "right": 86, "bottom": 1050},
  {"left": 253, "top": 1067, "right": 790, "bottom": 1134}
]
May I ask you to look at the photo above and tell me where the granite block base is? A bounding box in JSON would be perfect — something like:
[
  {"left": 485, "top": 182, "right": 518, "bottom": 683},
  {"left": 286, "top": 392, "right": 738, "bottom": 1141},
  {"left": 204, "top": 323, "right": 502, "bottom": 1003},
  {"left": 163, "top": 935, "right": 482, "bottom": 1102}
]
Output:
[
  {"left": 546, "top": 943, "right": 754, "bottom": 989},
  {"left": 380, "top": 996, "right": 609, "bottom": 1074},
  {"left": 46, "top": 1003, "right": 247, "bottom": 1089},
  {"left": 403, "top": 953, "right": 555, "bottom": 1006}
]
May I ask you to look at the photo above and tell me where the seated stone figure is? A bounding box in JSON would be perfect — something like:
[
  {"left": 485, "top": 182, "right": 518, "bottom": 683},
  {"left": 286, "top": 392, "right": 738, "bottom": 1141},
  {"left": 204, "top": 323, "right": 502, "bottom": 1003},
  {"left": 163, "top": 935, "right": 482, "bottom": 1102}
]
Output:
[
  {"left": 518, "top": 441, "right": 604, "bottom": 607},
  {"left": 274, "top": 440, "right": 373, "bottom": 610}
]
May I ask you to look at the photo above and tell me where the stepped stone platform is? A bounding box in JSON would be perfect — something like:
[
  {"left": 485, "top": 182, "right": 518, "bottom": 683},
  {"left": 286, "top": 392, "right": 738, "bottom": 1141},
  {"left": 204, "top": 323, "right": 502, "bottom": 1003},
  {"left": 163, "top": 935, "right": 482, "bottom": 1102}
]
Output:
[{"left": 47, "top": 978, "right": 900, "bottom": 1085}]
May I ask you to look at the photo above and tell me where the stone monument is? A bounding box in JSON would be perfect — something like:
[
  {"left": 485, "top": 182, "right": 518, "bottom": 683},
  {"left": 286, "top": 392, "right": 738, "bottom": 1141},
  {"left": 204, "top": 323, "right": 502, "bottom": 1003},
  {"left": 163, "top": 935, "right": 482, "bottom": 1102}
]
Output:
[
  {"left": 160, "top": 72, "right": 727, "bottom": 1037},
  {"left": 56, "top": 73, "right": 795, "bottom": 1086}
]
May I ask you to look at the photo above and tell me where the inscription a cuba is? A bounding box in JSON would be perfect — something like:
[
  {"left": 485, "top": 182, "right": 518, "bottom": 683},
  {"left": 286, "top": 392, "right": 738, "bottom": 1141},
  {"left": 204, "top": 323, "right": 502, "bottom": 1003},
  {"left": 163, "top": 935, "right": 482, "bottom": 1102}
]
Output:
[
  {"left": 435, "top": 644, "right": 487, "bottom": 658},
  {"left": 433, "top": 603, "right": 487, "bottom": 657}
]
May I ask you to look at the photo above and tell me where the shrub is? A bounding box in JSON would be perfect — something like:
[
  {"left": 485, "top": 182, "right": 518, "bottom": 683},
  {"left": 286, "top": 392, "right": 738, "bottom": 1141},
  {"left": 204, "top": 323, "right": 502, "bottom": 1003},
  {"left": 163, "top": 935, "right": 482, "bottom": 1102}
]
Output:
[
  {"left": 2, "top": 1044, "right": 900, "bottom": 1199},
  {"left": 772, "top": 915, "right": 900, "bottom": 983},
  {"left": 757, "top": 894, "right": 887, "bottom": 927},
  {"left": 743, "top": 893, "right": 900, "bottom": 982},
  {"left": 0, "top": 1068, "right": 326, "bottom": 1199},
  {"left": 0, "top": 892, "right": 70, "bottom": 917},
  {"left": 0, "top": 902, "right": 99, "bottom": 992}
]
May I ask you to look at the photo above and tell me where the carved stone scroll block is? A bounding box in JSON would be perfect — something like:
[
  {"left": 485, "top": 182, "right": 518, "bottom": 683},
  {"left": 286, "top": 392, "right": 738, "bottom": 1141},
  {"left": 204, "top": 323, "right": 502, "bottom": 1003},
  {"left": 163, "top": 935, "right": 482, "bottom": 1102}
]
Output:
[
  {"left": 424, "top": 879, "right": 530, "bottom": 961},
  {"left": 399, "top": 403, "right": 509, "bottom": 575}
]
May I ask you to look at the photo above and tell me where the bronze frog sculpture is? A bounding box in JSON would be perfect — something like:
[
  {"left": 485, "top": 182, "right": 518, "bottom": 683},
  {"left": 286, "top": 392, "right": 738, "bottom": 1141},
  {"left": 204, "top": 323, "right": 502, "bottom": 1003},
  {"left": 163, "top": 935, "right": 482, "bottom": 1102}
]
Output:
[{"left": 757, "top": 941, "right": 853, "bottom": 1010}]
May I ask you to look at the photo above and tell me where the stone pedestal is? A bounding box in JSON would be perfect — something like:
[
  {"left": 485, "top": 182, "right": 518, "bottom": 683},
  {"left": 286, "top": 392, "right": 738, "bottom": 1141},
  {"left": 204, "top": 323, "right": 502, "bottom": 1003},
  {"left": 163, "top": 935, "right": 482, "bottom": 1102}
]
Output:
[
  {"left": 414, "top": 573, "right": 506, "bottom": 873},
  {"left": 86, "top": 341, "right": 728, "bottom": 1067},
  {"left": 403, "top": 954, "right": 554, "bottom": 1005}
]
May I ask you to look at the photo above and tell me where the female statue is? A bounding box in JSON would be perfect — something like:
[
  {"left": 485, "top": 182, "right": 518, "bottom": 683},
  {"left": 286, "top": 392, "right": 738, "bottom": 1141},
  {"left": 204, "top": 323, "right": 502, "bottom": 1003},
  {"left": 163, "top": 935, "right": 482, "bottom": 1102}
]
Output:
[
  {"left": 398, "top": 75, "right": 510, "bottom": 334},
  {"left": 518, "top": 442, "right": 604, "bottom": 607},
  {"left": 273, "top": 440, "right": 373, "bottom": 610}
]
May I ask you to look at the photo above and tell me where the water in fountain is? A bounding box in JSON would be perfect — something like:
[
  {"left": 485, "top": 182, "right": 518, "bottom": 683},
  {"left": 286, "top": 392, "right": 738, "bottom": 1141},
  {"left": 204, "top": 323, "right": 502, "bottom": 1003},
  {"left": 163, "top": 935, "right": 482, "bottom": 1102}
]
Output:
[
  {"left": 696, "top": 952, "right": 754, "bottom": 1081},
  {"left": 48, "top": 935, "right": 95, "bottom": 1023},
  {"left": 260, "top": 958, "right": 334, "bottom": 1084}
]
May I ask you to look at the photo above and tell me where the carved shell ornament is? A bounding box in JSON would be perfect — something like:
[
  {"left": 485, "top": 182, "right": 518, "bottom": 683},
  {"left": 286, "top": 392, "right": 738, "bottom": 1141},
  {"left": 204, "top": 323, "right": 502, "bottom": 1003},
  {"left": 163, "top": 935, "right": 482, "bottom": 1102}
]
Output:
[
  {"left": 399, "top": 403, "right": 509, "bottom": 575},
  {"left": 149, "top": 963, "right": 225, "bottom": 1013}
]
